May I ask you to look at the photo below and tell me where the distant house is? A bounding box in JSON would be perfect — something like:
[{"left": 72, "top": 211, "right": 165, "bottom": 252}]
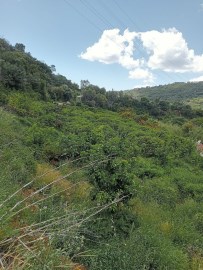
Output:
[
  {"left": 55, "top": 101, "right": 71, "bottom": 106},
  {"left": 196, "top": 140, "right": 203, "bottom": 157},
  {"left": 76, "top": 95, "right": 82, "bottom": 103}
]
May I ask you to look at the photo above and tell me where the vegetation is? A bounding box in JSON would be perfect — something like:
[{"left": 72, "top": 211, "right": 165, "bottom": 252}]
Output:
[
  {"left": 0, "top": 38, "right": 203, "bottom": 269},
  {"left": 125, "top": 82, "right": 203, "bottom": 109}
]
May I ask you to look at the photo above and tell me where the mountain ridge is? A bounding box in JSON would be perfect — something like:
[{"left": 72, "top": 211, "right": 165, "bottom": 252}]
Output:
[{"left": 125, "top": 82, "right": 203, "bottom": 107}]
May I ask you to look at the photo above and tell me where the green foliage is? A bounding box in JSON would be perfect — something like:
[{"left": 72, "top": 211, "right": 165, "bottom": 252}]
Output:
[
  {"left": 89, "top": 158, "right": 138, "bottom": 204},
  {"left": 1, "top": 37, "right": 203, "bottom": 269},
  {"left": 0, "top": 38, "right": 79, "bottom": 101},
  {"left": 0, "top": 110, "right": 36, "bottom": 186},
  {"left": 127, "top": 81, "right": 203, "bottom": 103},
  {"left": 14, "top": 43, "right": 25, "bottom": 52},
  {"left": 82, "top": 229, "right": 189, "bottom": 270},
  {"left": 138, "top": 176, "right": 179, "bottom": 206}
]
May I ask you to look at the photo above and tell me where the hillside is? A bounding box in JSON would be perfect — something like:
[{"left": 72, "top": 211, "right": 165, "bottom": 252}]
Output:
[
  {"left": 0, "top": 38, "right": 80, "bottom": 103},
  {"left": 0, "top": 39, "right": 203, "bottom": 269},
  {"left": 126, "top": 82, "right": 203, "bottom": 108}
]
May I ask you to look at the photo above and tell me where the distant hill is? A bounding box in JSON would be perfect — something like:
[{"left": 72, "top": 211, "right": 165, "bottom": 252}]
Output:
[{"left": 125, "top": 82, "right": 203, "bottom": 108}]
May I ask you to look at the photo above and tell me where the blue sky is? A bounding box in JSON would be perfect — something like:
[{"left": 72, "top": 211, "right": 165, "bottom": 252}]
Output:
[{"left": 0, "top": 0, "right": 203, "bottom": 90}]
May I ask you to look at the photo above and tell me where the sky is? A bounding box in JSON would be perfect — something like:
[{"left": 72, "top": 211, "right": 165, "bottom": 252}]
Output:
[{"left": 0, "top": 0, "right": 203, "bottom": 90}]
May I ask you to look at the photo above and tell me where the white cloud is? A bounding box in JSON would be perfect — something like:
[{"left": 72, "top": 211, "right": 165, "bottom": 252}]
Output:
[
  {"left": 80, "top": 28, "right": 203, "bottom": 83},
  {"left": 189, "top": 75, "right": 203, "bottom": 82},
  {"left": 80, "top": 29, "right": 139, "bottom": 69},
  {"left": 139, "top": 28, "right": 203, "bottom": 73},
  {"left": 129, "top": 68, "right": 154, "bottom": 81},
  {"left": 191, "top": 55, "right": 203, "bottom": 72}
]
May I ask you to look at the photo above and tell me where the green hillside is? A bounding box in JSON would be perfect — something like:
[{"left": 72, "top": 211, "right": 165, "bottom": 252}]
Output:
[
  {"left": 126, "top": 82, "right": 203, "bottom": 108},
  {"left": 0, "top": 39, "right": 203, "bottom": 269}
]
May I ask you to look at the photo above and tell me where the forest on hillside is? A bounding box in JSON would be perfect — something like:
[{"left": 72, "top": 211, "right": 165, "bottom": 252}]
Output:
[
  {"left": 126, "top": 82, "right": 203, "bottom": 108},
  {"left": 0, "top": 38, "right": 203, "bottom": 269}
]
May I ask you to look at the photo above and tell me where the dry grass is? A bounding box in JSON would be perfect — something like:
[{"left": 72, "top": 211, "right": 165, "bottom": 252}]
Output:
[{"left": 0, "top": 157, "right": 118, "bottom": 269}]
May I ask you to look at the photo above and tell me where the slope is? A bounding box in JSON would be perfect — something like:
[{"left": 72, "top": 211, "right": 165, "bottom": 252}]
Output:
[
  {"left": 126, "top": 82, "right": 203, "bottom": 107},
  {"left": 0, "top": 38, "right": 203, "bottom": 269}
]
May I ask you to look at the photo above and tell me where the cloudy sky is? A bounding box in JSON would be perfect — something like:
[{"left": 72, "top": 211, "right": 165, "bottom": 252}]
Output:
[{"left": 1, "top": 0, "right": 203, "bottom": 90}]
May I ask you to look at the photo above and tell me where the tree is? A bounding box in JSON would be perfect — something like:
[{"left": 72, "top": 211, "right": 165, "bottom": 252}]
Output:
[
  {"left": 50, "top": 64, "right": 56, "bottom": 73},
  {"left": 14, "top": 43, "right": 25, "bottom": 52},
  {"left": 81, "top": 88, "right": 97, "bottom": 107}
]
